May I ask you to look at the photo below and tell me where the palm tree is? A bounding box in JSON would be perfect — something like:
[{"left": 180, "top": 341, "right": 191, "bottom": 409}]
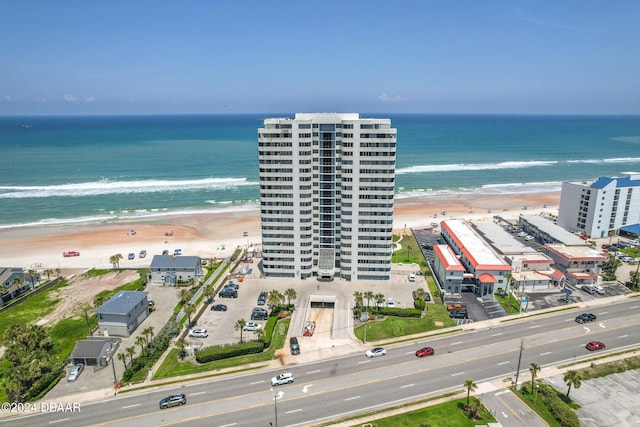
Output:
[
  {"left": 234, "top": 318, "right": 247, "bottom": 343},
  {"left": 353, "top": 291, "right": 364, "bottom": 308},
  {"left": 142, "top": 326, "right": 155, "bottom": 343},
  {"left": 505, "top": 273, "right": 515, "bottom": 305},
  {"left": 178, "top": 288, "right": 190, "bottom": 304},
  {"left": 203, "top": 286, "right": 216, "bottom": 304},
  {"left": 43, "top": 268, "right": 54, "bottom": 281},
  {"left": 135, "top": 336, "right": 147, "bottom": 353},
  {"left": 109, "top": 253, "right": 123, "bottom": 270},
  {"left": 175, "top": 337, "right": 187, "bottom": 359},
  {"left": 563, "top": 370, "right": 582, "bottom": 397},
  {"left": 413, "top": 288, "right": 426, "bottom": 301},
  {"left": 364, "top": 291, "right": 374, "bottom": 310},
  {"left": 529, "top": 362, "right": 541, "bottom": 393},
  {"left": 464, "top": 379, "right": 477, "bottom": 407},
  {"left": 284, "top": 288, "right": 297, "bottom": 308},
  {"left": 374, "top": 293, "right": 385, "bottom": 309},
  {"left": 55, "top": 268, "right": 61, "bottom": 277},
  {"left": 184, "top": 303, "right": 196, "bottom": 326},
  {"left": 25, "top": 269, "right": 37, "bottom": 290},
  {"left": 125, "top": 346, "right": 136, "bottom": 366},
  {"left": 11, "top": 277, "right": 25, "bottom": 294},
  {"left": 117, "top": 352, "right": 127, "bottom": 370},
  {"left": 268, "top": 290, "right": 284, "bottom": 309}
]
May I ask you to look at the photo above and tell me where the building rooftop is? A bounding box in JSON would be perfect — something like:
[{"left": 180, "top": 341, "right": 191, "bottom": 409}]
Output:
[
  {"left": 544, "top": 244, "right": 607, "bottom": 261},
  {"left": 442, "top": 220, "right": 511, "bottom": 271},
  {"left": 150, "top": 255, "right": 201, "bottom": 269},
  {"left": 520, "top": 214, "right": 586, "bottom": 245},
  {"left": 472, "top": 221, "right": 533, "bottom": 255},
  {"left": 95, "top": 290, "right": 148, "bottom": 315},
  {"left": 433, "top": 244, "right": 466, "bottom": 271}
]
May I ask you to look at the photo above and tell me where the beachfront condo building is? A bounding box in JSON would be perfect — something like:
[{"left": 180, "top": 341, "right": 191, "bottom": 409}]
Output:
[
  {"left": 258, "top": 113, "right": 396, "bottom": 281},
  {"left": 557, "top": 172, "right": 640, "bottom": 239}
]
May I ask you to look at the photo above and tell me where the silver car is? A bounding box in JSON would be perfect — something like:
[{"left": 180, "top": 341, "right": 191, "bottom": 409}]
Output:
[{"left": 67, "top": 364, "right": 84, "bottom": 382}]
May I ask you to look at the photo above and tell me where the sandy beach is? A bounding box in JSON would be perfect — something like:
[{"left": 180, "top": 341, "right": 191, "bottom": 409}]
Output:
[{"left": 0, "top": 191, "right": 560, "bottom": 272}]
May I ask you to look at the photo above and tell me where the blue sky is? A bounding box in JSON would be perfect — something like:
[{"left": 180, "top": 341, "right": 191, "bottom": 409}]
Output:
[{"left": 1, "top": 1, "right": 639, "bottom": 115}]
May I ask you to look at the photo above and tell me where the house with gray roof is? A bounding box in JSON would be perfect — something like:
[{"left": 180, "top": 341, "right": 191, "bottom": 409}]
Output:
[
  {"left": 95, "top": 290, "right": 149, "bottom": 337},
  {"left": 148, "top": 255, "right": 203, "bottom": 286},
  {"left": 70, "top": 337, "right": 120, "bottom": 366}
]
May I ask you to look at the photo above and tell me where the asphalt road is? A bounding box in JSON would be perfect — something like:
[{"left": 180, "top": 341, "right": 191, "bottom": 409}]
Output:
[{"left": 3, "top": 300, "right": 639, "bottom": 427}]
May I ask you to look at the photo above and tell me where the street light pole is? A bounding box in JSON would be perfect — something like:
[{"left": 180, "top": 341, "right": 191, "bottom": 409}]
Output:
[
  {"left": 270, "top": 388, "right": 278, "bottom": 427},
  {"left": 108, "top": 344, "right": 117, "bottom": 384},
  {"left": 514, "top": 339, "right": 524, "bottom": 389}
]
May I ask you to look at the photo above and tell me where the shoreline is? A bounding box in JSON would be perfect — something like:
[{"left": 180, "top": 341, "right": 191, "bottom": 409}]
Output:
[{"left": 0, "top": 191, "right": 561, "bottom": 271}]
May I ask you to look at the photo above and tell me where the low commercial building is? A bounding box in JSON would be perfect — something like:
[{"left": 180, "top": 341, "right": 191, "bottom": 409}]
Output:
[
  {"left": 440, "top": 220, "right": 512, "bottom": 296},
  {"left": 70, "top": 337, "right": 120, "bottom": 366},
  {"left": 432, "top": 244, "right": 466, "bottom": 294},
  {"left": 149, "top": 255, "right": 203, "bottom": 285},
  {"left": 95, "top": 291, "right": 149, "bottom": 337},
  {"left": 544, "top": 244, "right": 607, "bottom": 286},
  {"left": 519, "top": 214, "right": 586, "bottom": 245}
]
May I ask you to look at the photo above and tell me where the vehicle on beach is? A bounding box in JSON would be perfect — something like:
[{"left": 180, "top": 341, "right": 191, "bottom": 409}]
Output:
[
  {"left": 174, "top": 249, "right": 182, "bottom": 255},
  {"left": 63, "top": 251, "right": 80, "bottom": 257},
  {"left": 162, "top": 249, "right": 169, "bottom": 255},
  {"left": 139, "top": 250, "right": 147, "bottom": 258},
  {"left": 128, "top": 253, "right": 135, "bottom": 260}
]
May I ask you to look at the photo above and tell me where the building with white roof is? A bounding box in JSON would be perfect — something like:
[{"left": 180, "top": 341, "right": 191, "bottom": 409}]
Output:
[
  {"left": 557, "top": 172, "right": 640, "bottom": 239},
  {"left": 519, "top": 214, "right": 586, "bottom": 246},
  {"left": 440, "top": 220, "right": 512, "bottom": 296},
  {"left": 432, "top": 244, "right": 466, "bottom": 293},
  {"left": 544, "top": 244, "right": 607, "bottom": 286}
]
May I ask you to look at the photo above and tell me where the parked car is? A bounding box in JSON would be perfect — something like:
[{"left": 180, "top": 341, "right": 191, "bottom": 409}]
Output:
[
  {"left": 524, "top": 235, "right": 534, "bottom": 241},
  {"left": 257, "top": 291, "right": 268, "bottom": 305},
  {"left": 128, "top": 253, "right": 135, "bottom": 260},
  {"left": 585, "top": 341, "right": 606, "bottom": 351},
  {"left": 188, "top": 328, "right": 208, "bottom": 338},
  {"left": 581, "top": 285, "right": 597, "bottom": 295},
  {"left": 225, "top": 282, "right": 239, "bottom": 290},
  {"left": 67, "top": 364, "right": 84, "bottom": 382},
  {"left": 174, "top": 249, "right": 182, "bottom": 255},
  {"left": 517, "top": 231, "right": 527, "bottom": 237},
  {"left": 290, "top": 337, "right": 300, "bottom": 355},
  {"left": 218, "top": 288, "right": 238, "bottom": 298},
  {"left": 162, "top": 249, "right": 169, "bottom": 255},
  {"left": 139, "top": 250, "right": 147, "bottom": 258},
  {"left": 251, "top": 307, "right": 268, "bottom": 320},
  {"left": 159, "top": 393, "right": 186, "bottom": 409},
  {"left": 63, "top": 251, "right": 80, "bottom": 257},
  {"left": 415, "top": 347, "right": 435, "bottom": 357},
  {"left": 449, "top": 310, "right": 469, "bottom": 319},
  {"left": 211, "top": 304, "right": 227, "bottom": 311},
  {"left": 243, "top": 322, "right": 262, "bottom": 331},
  {"left": 271, "top": 372, "right": 294, "bottom": 386},
  {"left": 593, "top": 285, "right": 605, "bottom": 294},
  {"left": 575, "top": 313, "right": 597, "bottom": 323},
  {"left": 387, "top": 298, "right": 395, "bottom": 307},
  {"left": 365, "top": 347, "right": 387, "bottom": 358},
  {"left": 408, "top": 274, "right": 416, "bottom": 282}
]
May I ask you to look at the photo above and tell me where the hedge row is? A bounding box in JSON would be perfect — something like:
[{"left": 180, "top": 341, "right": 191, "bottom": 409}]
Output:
[
  {"left": 414, "top": 299, "right": 426, "bottom": 311},
  {"left": 376, "top": 307, "right": 422, "bottom": 318},
  {"left": 195, "top": 341, "right": 264, "bottom": 363},
  {"left": 539, "top": 386, "right": 580, "bottom": 427}
]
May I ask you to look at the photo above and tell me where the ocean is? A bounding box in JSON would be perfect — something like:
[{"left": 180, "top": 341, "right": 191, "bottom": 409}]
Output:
[{"left": 1, "top": 114, "right": 639, "bottom": 229}]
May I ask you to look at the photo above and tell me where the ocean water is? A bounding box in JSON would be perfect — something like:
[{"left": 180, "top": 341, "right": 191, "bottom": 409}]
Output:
[{"left": 1, "top": 114, "right": 639, "bottom": 229}]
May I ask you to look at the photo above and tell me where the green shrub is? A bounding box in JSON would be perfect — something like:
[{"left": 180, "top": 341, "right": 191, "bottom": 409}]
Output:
[
  {"left": 414, "top": 299, "right": 426, "bottom": 311},
  {"left": 539, "top": 386, "right": 580, "bottom": 427},
  {"left": 195, "top": 341, "right": 264, "bottom": 363},
  {"left": 376, "top": 307, "right": 422, "bottom": 318}
]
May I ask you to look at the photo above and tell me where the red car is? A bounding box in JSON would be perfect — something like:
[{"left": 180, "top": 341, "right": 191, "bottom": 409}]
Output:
[
  {"left": 585, "top": 341, "right": 605, "bottom": 351},
  {"left": 415, "top": 347, "right": 435, "bottom": 357},
  {"left": 63, "top": 251, "right": 80, "bottom": 257}
]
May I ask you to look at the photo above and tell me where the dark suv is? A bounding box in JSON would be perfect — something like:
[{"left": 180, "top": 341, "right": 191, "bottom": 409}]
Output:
[
  {"left": 159, "top": 393, "right": 186, "bottom": 409},
  {"left": 257, "top": 291, "right": 268, "bottom": 305},
  {"left": 218, "top": 288, "right": 238, "bottom": 298},
  {"left": 251, "top": 307, "right": 268, "bottom": 320},
  {"left": 575, "top": 313, "right": 597, "bottom": 323},
  {"left": 290, "top": 336, "right": 300, "bottom": 355}
]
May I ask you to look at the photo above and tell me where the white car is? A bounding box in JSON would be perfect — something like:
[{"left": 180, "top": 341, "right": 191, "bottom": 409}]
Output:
[
  {"left": 387, "top": 298, "right": 395, "bottom": 307},
  {"left": 188, "top": 328, "right": 208, "bottom": 338},
  {"left": 593, "top": 285, "right": 605, "bottom": 295},
  {"left": 271, "top": 372, "right": 294, "bottom": 386},
  {"left": 524, "top": 235, "right": 534, "bottom": 241},
  {"left": 365, "top": 347, "right": 387, "bottom": 358},
  {"left": 408, "top": 274, "right": 416, "bottom": 282},
  {"left": 67, "top": 364, "right": 84, "bottom": 382},
  {"left": 243, "top": 322, "right": 262, "bottom": 331}
]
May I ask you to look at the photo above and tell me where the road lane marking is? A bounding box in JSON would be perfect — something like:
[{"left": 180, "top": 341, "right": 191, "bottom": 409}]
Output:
[
  {"left": 501, "top": 411, "right": 508, "bottom": 418},
  {"left": 49, "top": 419, "right": 70, "bottom": 425},
  {"left": 345, "top": 396, "right": 360, "bottom": 401},
  {"left": 190, "top": 392, "right": 206, "bottom": 396},
  {"left": 452, "top": 372, "right": 465, "bottom": 376},
  {"left": 249, "top": 380, "right": 265, "bottom": 385},
  {"left": 529, "top": 325, "right": 540, "bottom": 329},
  {"left": 599, "top": 323, "right": 606, "bottom": 328},
  {"left": 122, "top": 404, "right": 141, "bottom": 409},
  {"left": 584, "top": 327, "right": 590, "bottom": 333},
  {"left": 401, "top": 384, "right": 415, "bottom": 388},
  {"left": 619, "top": 335, "right": 629, "bottom": 338},
  {"left": 220, "top": 423, "right": 237, "bottom": 427},
  {"left": 598, "top": 311, "right": 608, "bottom": 315},
  {"left": 306, "top": 370, "right": 321, "bottom": 374},
  {"left": 451, "top": 341, "right": 463, "bottom": 346},
  {"left": 491, "top": 333, "right": 503, "bottom": 337},
  {"left": 631, "top": 305, "right": 639, "bottom": 309},
  {"left": 497, "top": 361, "right": 509, "bottom": 365},
  {"left": 358, "top": 360, "right": 370, "bottom": 364},
  {"left": 286, "top": 409, "right": 302, "bottom": 414},
  {"left": 495, "top": 390, "right": 509, "bottom": 396},
  {"left": 540, "top": 352, "right": 551, "bottom": 356},
  {"left": 406, "top": 351, "right": 415, "bottom": 355}
]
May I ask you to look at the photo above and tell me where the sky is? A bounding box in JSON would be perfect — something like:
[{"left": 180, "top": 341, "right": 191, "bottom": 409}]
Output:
[{"left": 1, "top": 0, "right": 639, "bottom": 115}]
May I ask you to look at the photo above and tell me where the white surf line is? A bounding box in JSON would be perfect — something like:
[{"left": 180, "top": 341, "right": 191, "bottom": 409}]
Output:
[
  {"left": 345, "top": 396, "right": 360, "bottom": 401},
  {"left": 451, "top": 372, "right": 465, "bottom": 376},
  {"left": 401, "top": 384, "right": 415, "bottom": 388},
  {"left": 540, "top": 351, "right": 551, "bottom": 356},
  {"left": 190, "top": 391, "right": 206, "bottom": 396},
  {"left": 497, "top": 361, "right": 509, "bottom": 366},
  {"left": 306, "top": 370, "right": 321, "bottom": 374},
  {"left": 491, "top": 332, "right": 503, "bottom": 336},
  {"left": 286, "top": 409, "right": 303, "bottom": 414},
  {"left": 49, "top": 419, "right": 70, "bottom": 425},
  {"left": 122, "top": 404, "right": 141, "bottom": 409}
]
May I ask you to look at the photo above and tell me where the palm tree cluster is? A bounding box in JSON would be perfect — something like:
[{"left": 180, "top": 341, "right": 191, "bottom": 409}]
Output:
[{"left": 109, "top": 253, "right": 123, "bottom": 270}]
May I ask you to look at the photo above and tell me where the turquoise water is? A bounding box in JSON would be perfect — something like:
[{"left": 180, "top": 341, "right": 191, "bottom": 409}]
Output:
[{"left": 1, "top": 114, "right": 639, "bottom": 228}]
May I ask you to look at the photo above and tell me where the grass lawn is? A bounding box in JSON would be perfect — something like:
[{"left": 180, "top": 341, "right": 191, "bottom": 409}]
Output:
[
  {"left": 355, "top": 397, "right": 495, "bottom": 427},
  {"left": 354, "top": 306, "right": 456, "bottom": 342},
  {"left": 153, "top": 318, "right": 290, "bottom": 380},
  {"left": 392, "top": 234, "right": 426, "bottom": 267},
  {"left": 494, "top": 292, "right": 521, "bottom": 315}
]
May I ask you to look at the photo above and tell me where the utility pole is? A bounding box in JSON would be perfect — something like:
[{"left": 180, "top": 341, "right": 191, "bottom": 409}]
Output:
[{"left": 514, "top": 339, "right": 524, "bottom": 389}]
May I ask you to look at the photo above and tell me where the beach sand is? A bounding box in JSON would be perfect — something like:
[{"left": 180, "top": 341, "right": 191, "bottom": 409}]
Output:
[{"left": 0, "top": 191, "right": 560, "bottom": 272}]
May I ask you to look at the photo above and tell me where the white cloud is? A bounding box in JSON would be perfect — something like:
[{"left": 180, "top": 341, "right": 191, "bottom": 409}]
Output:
[
  {"left": 64, "top": 94, "right": 78, "bottom": 102},
  {"left": 84, "top": 96, "right": 95, "bottom": 102},
  {"left": 4, "top": 95, "right": 12, "bottom": 102},
  {"left": 378, "top": 93, "right": 408, "bottom": 103}
]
